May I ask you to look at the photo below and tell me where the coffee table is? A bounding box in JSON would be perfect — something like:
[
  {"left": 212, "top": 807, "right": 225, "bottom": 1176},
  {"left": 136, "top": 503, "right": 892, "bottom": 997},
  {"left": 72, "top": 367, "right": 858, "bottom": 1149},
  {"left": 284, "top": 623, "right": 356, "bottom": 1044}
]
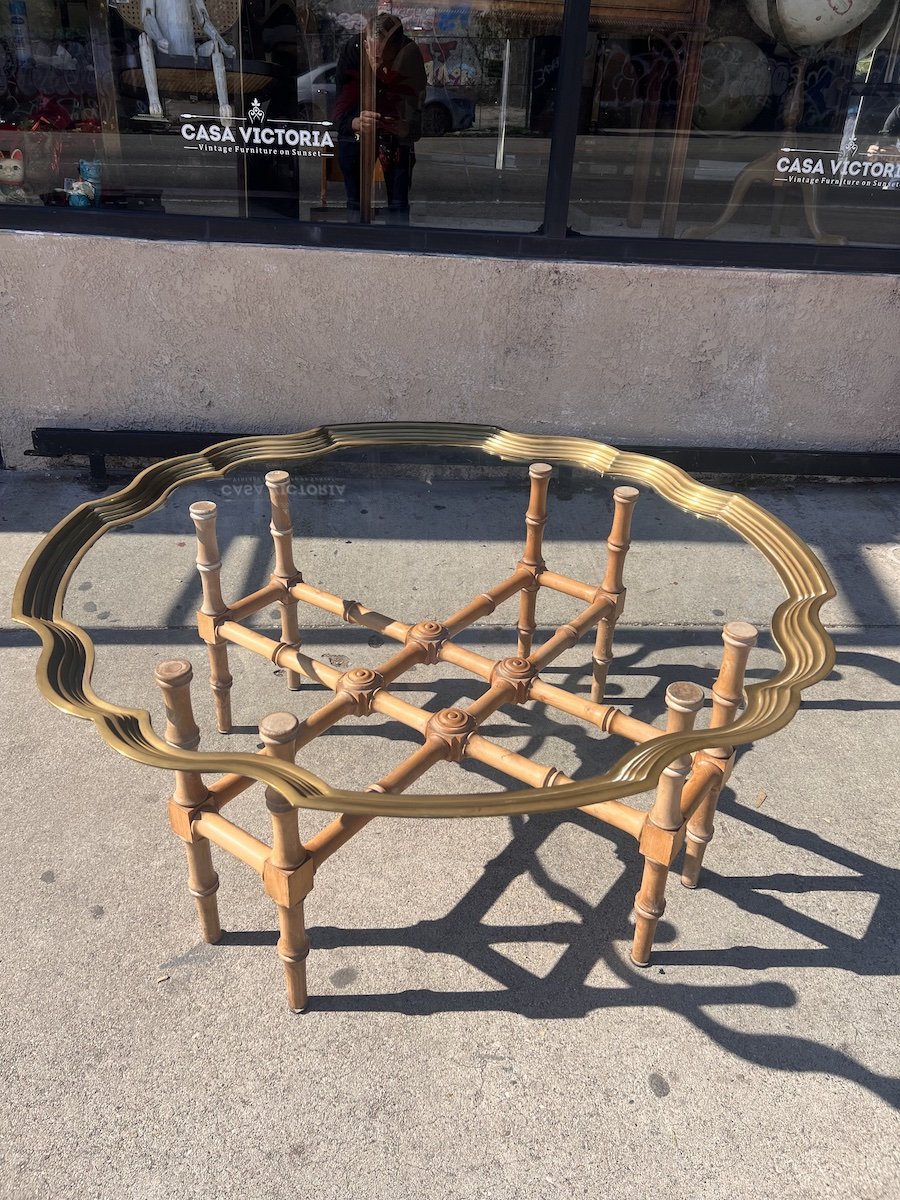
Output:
[{"left": 13, "top": 423, "right": 836, "bottom": 1011}]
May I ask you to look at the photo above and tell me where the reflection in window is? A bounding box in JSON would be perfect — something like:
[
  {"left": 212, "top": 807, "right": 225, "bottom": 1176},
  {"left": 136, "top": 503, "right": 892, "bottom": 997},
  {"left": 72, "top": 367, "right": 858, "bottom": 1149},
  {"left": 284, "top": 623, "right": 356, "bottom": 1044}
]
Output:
[
  {"left": 310, "top": 4, "right": 561, "bottom": 230},
  {"left": 0, "top": 1, "right": 561, "bottom": 227},
  {"left": 0, "top": 0, "right": 896, "bottom": 248},
  {"left": 568, "top": 0, "right": 900, "bottom": 248}
]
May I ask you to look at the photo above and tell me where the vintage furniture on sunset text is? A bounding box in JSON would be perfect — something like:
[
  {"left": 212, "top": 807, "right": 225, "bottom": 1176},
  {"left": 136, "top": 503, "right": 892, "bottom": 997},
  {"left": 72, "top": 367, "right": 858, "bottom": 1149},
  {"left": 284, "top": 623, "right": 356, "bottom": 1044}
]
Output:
[{"left": 14, "top": 424, "right": 836, "bottom": 1013}]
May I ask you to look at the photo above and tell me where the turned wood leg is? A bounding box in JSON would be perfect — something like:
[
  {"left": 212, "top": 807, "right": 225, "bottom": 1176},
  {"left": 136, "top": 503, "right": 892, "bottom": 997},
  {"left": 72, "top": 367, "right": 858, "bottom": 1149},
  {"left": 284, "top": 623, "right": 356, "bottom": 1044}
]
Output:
[
  {"left": 154, "top": 659, "right": 221, "bottom": 944},
  {"left": 278, "top": 598, "right": 302, "bottom": 692},
  {"left": 206, "top": 641, "right": 233, "bottom": 735},
  {"left": 681, "top": 621, "right": 757, "bottom": 888},
  {"left": 590, "top": 616, "right": 615, "bottom": 704},
  {"left": 632, "top": 857, "right": 669, "bottom": 967},
  {"left": 265, "top": 470, "right": 303, "bottom": 691},
  {"left": 632, "top": 680, "right": 703, "bottom": 964},
  {"left": 517, "top": 463, "right": 552, "bottom": 657},
  {"left": 681, "top": 753, "right": 729, "bottom": 890},
  {"left": 260, "top": 712, "right": 312, "bottom": 1012},
  {"left": 709, "top": 621, "right": 758, "bottom": 731},
  {"left": 183, "top": 837, "right": 222, "bottom": 944},
  {"left": 517, "top": 581, "right": 539, "bottom": 659},
  {"left": 591, "top": 486, "right": 639, "bottom": 703},
  {"left": 276, "top": 898, "right": 310, "bottom": 1014},
  {"left": 190, "top": 500, "right": 233, "bottom": 733}
]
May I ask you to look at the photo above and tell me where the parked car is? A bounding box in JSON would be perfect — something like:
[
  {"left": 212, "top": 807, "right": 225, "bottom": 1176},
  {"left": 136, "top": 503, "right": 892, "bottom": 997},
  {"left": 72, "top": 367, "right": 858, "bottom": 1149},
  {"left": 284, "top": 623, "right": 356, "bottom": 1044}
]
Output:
[{"left": 296, "top": 61, "right": 475, "bottom": 136}]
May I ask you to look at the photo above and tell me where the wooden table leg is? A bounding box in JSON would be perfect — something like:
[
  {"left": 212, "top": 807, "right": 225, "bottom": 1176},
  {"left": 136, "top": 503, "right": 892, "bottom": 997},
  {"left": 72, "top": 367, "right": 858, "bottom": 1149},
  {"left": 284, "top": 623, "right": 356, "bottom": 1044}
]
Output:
[
  {"left": 681, "top": 621, "right": 757, "bottom": 888},
  {"left": 517, "top": 463, "right": 552, "bottom": 657},
  {"left": 265, "top": 470, "right": 302, "bottom": 691},
  {"left": 154, "top": 659, "right": 221, "bottom": 943},
  {"left": 260, "top": 712, "right": 311, "bottom": 1012},
  {"left": 591, "top": 486, "right": 639, "bottom": 702},
  {"left": 632, "top": 680, "right": 703, "bottom": 965},
  {"left": 190, "top": 501, "right": 233, "bottom": 733}
]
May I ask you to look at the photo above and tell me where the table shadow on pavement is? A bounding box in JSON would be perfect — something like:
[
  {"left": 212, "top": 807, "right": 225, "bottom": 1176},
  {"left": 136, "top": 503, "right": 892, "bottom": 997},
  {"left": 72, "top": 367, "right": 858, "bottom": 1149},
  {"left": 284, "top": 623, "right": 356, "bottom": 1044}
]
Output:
[{"left": 220, "top": 792, "right": 900, "bottom": 1111}]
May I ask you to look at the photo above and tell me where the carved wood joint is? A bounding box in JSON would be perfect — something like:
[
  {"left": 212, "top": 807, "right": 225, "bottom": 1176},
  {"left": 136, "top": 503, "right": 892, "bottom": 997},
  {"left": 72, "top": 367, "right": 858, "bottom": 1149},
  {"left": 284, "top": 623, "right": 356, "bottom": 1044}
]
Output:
[
  {"left": 196, "top": 609, "right": 225, "bottom": 644},
  {"left": 425, "top": 708, "right": 476, "bottom": 761},
  {"left": 639, "top": 816, "right": 686, "bottom": 868},
  {"left": 695, "top": 748, "right": 734, "bottom": 784},
  {"left": 490, "top": 656, "right": 537, "bottom": 704},
  {"left": 515, "top": 557, "right": 544, "bottom": 582},
  {"left": 592, "top": 584, "right": 625, "bottom": 617},
  {"left": 169, "top": 798, "right": 212, "bottom": 843},
  {"left": 406, "top": 620, "right": 449, "bottom": 664},
  {"left": 272, "top": 570, "right": 303, "bottom": 591},
  {"left": 335, "top": 667, "right": 385, "bottom": 716},
  {"left": 263, "top": 855, "right": 315, "bottom": 908}
]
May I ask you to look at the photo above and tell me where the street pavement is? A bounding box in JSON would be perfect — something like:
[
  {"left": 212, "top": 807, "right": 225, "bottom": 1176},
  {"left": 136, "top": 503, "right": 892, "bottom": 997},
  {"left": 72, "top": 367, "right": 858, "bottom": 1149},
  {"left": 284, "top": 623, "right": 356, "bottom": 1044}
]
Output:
[{"left": 0, "top": 462, "right": 897, "bottom": 1200}]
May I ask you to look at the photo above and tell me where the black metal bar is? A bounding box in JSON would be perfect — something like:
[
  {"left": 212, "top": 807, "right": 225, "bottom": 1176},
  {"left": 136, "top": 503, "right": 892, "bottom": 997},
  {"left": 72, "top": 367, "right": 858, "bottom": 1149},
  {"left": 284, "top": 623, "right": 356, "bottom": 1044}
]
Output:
[
  {"left": 25, "top": 427, "right": 900, "bottom": 480},
  {"left": 542, "top": 0, "right": 592, "bottom": 239},
  {"left": 28, "top": 428, "right": 229, "bottom": 459},
  {"left": 87, "top": 453, "right": 109, "bottom": 485},
  {"left": 3, "top": 203, "right": 899, "bottom": 276}
]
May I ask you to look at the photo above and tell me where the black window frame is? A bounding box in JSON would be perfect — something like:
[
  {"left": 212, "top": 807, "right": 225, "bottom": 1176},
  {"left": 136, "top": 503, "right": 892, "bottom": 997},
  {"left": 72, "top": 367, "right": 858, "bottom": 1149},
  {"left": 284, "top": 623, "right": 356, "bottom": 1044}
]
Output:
[{"left": 1, "top": 0, "right": 899, "bottom": 275}]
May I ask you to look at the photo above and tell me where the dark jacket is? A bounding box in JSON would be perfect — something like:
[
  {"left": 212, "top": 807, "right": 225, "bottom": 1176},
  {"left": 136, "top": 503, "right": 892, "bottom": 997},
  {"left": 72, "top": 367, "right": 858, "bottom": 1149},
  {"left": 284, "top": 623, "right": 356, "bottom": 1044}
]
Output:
[
  {"left": 333, "top": 31, "right": 427, "bottom": 146},
  {"left": 880, "top": 103, "right": 900, "bottom": 138}
]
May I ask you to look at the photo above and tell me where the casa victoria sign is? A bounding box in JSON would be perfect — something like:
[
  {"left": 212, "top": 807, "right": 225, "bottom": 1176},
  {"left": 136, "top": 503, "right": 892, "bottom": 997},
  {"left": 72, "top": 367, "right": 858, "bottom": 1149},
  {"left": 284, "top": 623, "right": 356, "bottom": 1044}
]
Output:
[
  {"left": 181, "top": 98, "right": 335, "bottom": 158},
  {"left": 775, "top": 141, "right": 900, "bottom": 188}
]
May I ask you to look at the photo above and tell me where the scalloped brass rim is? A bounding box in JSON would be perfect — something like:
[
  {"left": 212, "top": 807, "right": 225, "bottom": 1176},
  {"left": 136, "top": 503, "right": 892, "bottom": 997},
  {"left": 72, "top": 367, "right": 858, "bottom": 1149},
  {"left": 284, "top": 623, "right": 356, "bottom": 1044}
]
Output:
[{"left": 12, "top": 423, "right": 836, "bottom": 818}]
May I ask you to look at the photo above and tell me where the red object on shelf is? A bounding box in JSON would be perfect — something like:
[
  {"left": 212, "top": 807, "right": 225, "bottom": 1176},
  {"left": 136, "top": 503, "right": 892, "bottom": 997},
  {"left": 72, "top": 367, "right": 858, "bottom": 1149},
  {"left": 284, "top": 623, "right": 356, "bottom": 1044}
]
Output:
[{"left": 29, "top": 98, "right": 73, "bottom": 131}]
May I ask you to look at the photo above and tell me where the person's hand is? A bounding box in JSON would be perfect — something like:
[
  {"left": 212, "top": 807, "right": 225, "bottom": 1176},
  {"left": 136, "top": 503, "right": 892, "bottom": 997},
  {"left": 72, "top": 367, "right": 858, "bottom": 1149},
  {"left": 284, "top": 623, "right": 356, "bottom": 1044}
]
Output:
[{"left": 352, "top": 111, "right": 379, "bottom": 135}]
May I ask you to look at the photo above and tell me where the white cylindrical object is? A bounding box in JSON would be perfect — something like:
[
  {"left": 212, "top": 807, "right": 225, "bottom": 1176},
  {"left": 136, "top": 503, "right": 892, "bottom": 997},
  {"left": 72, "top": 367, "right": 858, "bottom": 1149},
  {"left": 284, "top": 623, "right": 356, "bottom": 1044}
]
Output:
[{"left": 744, "top": 0, "right": 883, "bottom": 48}]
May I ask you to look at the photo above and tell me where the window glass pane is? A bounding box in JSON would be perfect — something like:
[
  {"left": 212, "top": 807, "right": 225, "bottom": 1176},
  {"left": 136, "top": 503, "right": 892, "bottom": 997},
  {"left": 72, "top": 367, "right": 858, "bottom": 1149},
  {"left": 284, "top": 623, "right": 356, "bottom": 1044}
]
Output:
[
  {"left": 0, "top": 0, "right": 561, "bottom": 229},
  {"left": 0, "top": 0, "right": 313, "bottom": 219},
  {"left": 567, "top": 1, "right": 900, "bottom": 249},
  {"left": 315, "top": 3, "right": 562, "bottom": 230},
  {"left": 3, "top": 0, "right": 897, "bottom": 251}
]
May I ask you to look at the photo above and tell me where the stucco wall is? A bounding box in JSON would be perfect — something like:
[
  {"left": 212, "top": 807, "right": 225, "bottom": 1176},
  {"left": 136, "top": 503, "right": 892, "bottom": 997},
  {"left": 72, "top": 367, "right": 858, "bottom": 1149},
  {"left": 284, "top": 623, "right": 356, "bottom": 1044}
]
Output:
[{"left": 1, "top": 229, "right": 897, "bottom": 467}]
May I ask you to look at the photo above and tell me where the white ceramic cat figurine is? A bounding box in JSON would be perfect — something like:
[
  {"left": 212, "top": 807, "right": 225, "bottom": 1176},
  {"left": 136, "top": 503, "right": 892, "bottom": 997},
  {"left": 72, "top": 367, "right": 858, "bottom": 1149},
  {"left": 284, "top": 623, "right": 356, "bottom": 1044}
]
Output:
[{"left": 0, "top": 148, "right": 40, "bottom": 205}]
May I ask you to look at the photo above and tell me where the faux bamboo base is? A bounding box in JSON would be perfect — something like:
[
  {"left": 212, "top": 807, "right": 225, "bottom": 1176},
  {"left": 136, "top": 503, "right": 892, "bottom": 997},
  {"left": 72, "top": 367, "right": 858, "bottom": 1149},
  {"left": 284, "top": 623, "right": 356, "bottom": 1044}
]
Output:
[{"left": 156, "top": 463, "right": 758, "bottom": 1010}]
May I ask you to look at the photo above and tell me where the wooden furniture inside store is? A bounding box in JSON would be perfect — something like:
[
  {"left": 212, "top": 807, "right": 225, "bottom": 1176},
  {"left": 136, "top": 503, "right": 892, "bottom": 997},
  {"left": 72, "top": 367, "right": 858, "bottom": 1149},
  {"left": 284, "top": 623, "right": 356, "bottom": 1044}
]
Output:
[{"left": 589, "top": 0, "right": 712, "bottom": 235}]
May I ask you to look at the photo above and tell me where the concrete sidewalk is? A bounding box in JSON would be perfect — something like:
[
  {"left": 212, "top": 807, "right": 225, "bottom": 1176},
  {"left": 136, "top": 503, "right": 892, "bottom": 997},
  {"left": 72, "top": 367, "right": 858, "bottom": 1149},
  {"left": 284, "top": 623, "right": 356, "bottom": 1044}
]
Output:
[{"left": 0, "top": 464, "right": 897, "bottom": 1200}]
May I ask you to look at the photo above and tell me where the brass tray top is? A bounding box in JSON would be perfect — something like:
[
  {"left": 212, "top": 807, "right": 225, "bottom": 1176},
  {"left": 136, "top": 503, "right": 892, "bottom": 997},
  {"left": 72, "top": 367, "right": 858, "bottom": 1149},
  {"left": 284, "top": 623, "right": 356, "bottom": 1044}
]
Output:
[{"left": 13, "top": 422, "right": 836, "bottom": 820}]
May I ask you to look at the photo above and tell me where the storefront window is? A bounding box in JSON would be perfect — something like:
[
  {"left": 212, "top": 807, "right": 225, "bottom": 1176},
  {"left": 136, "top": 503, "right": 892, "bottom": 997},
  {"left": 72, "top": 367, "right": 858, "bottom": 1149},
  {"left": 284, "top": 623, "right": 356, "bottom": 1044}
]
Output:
[
  {"left": 0, "top": 0, "right": 561, "bottom": 226},
  {"left": 567, "top": 0, "right": 900, "bottom": 248},
  {"left": 0, "top": 0, "right": 897, "bottom": 252},
  {"left": 309, "top": 4, "right": 563, "bottom": 229}
]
